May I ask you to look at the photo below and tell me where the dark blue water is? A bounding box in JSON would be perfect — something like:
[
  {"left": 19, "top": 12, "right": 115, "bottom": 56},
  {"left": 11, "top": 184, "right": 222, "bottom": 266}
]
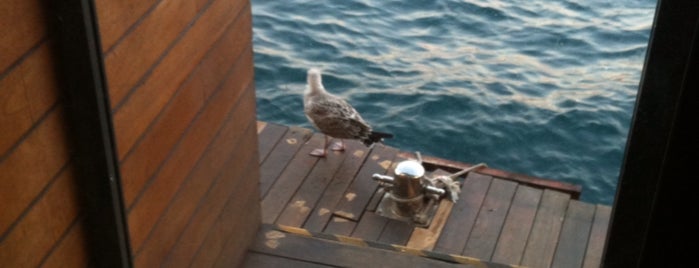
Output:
[{"left": 251, "top": 0, "right": 657, "bottom": 205}]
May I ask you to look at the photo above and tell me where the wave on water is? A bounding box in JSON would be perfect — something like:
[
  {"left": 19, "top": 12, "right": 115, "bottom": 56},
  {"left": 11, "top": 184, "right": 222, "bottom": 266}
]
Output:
[{"left": 252, "top": 0, "right": 657, "bottom": 204}]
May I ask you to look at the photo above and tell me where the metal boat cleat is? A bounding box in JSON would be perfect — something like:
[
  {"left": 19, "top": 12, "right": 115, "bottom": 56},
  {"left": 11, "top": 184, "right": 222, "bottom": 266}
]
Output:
[{"left": 372, "top": 155, "right": 487, "bottom": 227}]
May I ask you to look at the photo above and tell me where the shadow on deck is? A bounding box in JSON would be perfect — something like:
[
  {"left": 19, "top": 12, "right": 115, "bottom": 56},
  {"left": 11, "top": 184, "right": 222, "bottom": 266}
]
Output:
[{"left": 244, "top": 121, "right": 611, "bottom": 267}]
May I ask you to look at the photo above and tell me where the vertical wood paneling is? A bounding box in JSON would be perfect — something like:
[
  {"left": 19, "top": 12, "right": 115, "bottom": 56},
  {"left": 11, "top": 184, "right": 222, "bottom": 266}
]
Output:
[
  {"left": 161, "top": 120, "right": 258, "bottom": 267},
  {"left": 103, "top": 0, "right": 198, "bottom": 105},
  {"left": 0, "top": 108, "right": 71, "bottom": 235},
  {"left": 0, "top": 167, "right": 80, "bottom": 267},
  {"left": 126, "top": 53, "right": 254, "bottom": 251},
  {"left": 0, "top": 44, "right": 58, "bottom": 156},
  {"left": 0, "top": 0, "right": 46, "bottom": 72},
  {"left": 110, "top": 0, "right": 248, "bottom": 160},
  {"left": 94, "top": 0, "right": 158, "bottom": 51},
  {"left": 0, "top": 2, "right": 90, "bottom": 266},
  {"left": 3, "top": 0, "right": 258, "bottom": 266},
  {"left": 118, "top": 9, "right": 253, "bottom": 205},
  {"left": 40, "top": 220, "right": 90, "bottom": 268}
]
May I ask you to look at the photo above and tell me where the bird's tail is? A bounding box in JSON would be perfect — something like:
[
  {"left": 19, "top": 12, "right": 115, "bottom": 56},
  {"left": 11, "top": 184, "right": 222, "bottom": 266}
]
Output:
[{"left": 363, "top": 131, "right": 394, "bottom": 147}]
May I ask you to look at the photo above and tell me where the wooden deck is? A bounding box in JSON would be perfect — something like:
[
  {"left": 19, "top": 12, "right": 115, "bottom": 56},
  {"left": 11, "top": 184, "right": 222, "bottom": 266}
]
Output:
[{"left": 247, "top": 121, "right": 611, "bottom": 267}]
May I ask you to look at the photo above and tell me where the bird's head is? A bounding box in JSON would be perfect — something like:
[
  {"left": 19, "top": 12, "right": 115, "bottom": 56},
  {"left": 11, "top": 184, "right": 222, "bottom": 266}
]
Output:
[{"left": 306, "top": 68, "right": 325, "bottom": 95}]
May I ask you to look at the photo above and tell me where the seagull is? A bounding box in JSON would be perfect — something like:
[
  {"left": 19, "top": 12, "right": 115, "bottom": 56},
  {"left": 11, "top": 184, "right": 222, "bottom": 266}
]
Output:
[{"left": 303, "top": 68, "right": 393, "bottom": 157}]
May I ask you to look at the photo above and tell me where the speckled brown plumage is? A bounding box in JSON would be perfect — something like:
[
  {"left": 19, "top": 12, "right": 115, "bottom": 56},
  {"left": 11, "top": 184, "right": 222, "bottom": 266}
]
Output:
[{"left": 303, "top": 68, "right": 392, "bottom": 156}]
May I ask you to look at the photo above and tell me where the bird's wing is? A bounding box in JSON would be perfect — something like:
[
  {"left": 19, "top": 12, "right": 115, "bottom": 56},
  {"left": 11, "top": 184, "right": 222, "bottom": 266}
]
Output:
[{"left": 305, "top": 96, "right": 372, "bottom": 139}]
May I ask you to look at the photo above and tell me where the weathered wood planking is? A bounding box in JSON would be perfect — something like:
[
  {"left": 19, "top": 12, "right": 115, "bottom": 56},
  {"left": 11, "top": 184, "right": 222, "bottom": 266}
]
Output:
[
  {"left": 521, "top": 189, "right": 570, "bottom": 268},
  {"left": 462, "top": 179, "right": 518, "bottom": 260},
  {"left": 333, "top": 145, "right": 398, "bottom": 221},
  {"left": 133, "top": 111, "right": 257, "bottom": 266},
  {"left": 0, "top": 0, "right": 46, "bottom": 73},
  {"left": 434, "top": 172, "right": 493, "bottom": 254},
  {"left": 351, "top": 211, "right": 389, "bottom": 241},
  {"left": 0, "top": 44, "right": 58, "bottom": 157},
  {"left": 0, "top": 167, "right": 79, "bottom": 267},
  {"left": 248, "top": 225, "right": 466, "bottom": 268},
  {"left": 259, "top": 127, "right": 313, "bottom": 198},
  {"left": 582, "top": 205, "right": 612, "bottom": 268},
  {"left": 491, "top": 185, "right": 542, "bottom": 265},
  {"left": 257, "top": 122, "right": 288, "bottom": 163},
  {"left": 261, "top": 133, "right": 325, "bottom": 223},
  {"left": 0, "top": 108, "right": 71, "bottom": 235},
  {"left": 110, "top": 1, "right": 250, "bottom": 160},
  {"left": 118, "top": 37, "right": 253, "bottom": 205},
  {"left": 551, "top": 200, "right": 596, "bottom": 268},
  {"left": 161, "top": 141, "right": 258, "bottom": 267},
  {"left": 243, "top": 252, "right": 333, "bottom": 268},
  {"left": 303, "top": 140, "right": 370, "bottom": 232},
  {"left": 377, "top": 220, "right": 414, "bottom": 245},
  {"left": 323, "top": 216, "right": 357, "bottom": 236},
  {"left": 126, "top": 73, "right": 254, "bottom": 252},
  {"left": 254, "top": 122, "right": 611, "bottom": 266},
  {"left": 403, "top": 152, "right": 582, "bottom": 199},
  {"left": 275, "top": 143, "right": 349, "bottom": 227}
]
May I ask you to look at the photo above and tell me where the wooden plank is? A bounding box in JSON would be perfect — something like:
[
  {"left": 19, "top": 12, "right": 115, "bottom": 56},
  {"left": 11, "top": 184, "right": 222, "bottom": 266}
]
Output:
[
  {"left": 462, "top": 178, "right": 518, "bottom": 260},
  {"left": 433, "top": 172, "right": 492, "bottom": 254},
  {"left": 303, "top": 140, "right": 370, "bottom": 232},
  {"left": 111, "top": 1, "right": 251, "bottom": 159},
  {"left": 551, "top": 200, "right": 596, "bottom": 268},
  {"left": 118, "top": 30, "right": 253, "bottom": 205},
  {"left": 94, "top": 0, "right": 157, "bottom": 51},
  {"left": 0, "top": 166, "right": 79, "bottom": 267},
  {"left": 243, "top": 252, "right": 333, "bottom": 268},
  {"left": 401, "top": 152, "right": 582, "bottom": 199},
  {"left": 491, "top": 185, "right": 543, "bottom": 265},
  {"left": 133, "top": 118, "right": 257, "bottom": 266},
  {"left": 103, "top": 0, "right": 198, "bottom": 105},
  {"left": 275, "top": 142, "right": 349, "bottom": 227},
  {"left": 0, "top": 108, "right": 70, "bottom": 235},
  {"left": 406, "top": 169, "right": 454, "bottom": 250},
  {"left": 161, "top": 150, "right": 258, "bottom": 267},
  {"left": 257, "top": 122, "right": 288, "bottom": 164},
  {"left": 582, "top": 205, "right": 612, "bottom": 268},
  {"left": 187, "top": 161, "right": 261, "bottom": 268},
  {"left": 249, "top": 225, "right": 466, "bottom": 268},
  {"left": 333, "top": 145, "right": 398, "bottom": 221},
  {"left": 521, "top": 189, "right": 571, "bottom": 268},
  {"left": 259, "top": 126, "right": 313, "bottom": 197},
  {"left": 40, "top": 219, "right": 90, "bottom": 268},
  {"left": 0, "top": 0, "right": 45, "bottom": 73},
  {"left": 0, "top": 44, "right": 59, "bottom": 157},
  {"left": 351, "top": 212, "right": 388, "bottom": 241},
  {"left": 257, "top": 121, "right": 267, "bottom": 134},
  {"left": 126, "top": 82, "right": 254, "bottom": 250},
  {"left": 377, "top": 219, "right": 413, "bottom": 245},
  {"left": 261, "top": 133, "right": 325, "bottom": 223},
  {"left": 323, "top": 216, "right": 357, "bottom": 236}
]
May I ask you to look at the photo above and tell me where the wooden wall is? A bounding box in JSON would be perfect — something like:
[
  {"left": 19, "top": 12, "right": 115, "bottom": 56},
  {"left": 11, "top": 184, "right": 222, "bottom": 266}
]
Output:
[
  {"left": 1, "top": 0, "right": 260, "bottom": 267},
  {"left": 95, "top": 0, "right": 260, "bottom": 266},
  {"left": 0, "top": 0, "right": 90, "bottom": 266}
]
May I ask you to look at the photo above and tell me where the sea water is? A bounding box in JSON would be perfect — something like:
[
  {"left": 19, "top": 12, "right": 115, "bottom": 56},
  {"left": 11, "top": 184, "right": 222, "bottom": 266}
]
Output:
[{"left": 251, "top": 0, "right": 657, "bottom": 205}]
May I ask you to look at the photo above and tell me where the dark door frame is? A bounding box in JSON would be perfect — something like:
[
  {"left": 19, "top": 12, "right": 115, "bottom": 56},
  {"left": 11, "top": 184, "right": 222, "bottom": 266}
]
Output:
[
  {"left": 604, "top": 0, "right": 698, "bottom": 266},
  {"left": 45, "top": 0, "right": 132, "bottom": 267}
]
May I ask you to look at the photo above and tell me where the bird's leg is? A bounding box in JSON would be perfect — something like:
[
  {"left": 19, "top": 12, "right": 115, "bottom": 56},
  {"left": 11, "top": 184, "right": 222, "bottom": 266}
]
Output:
[
  {"left": 330, "top": 139, "right": 345, "bottom": 151},
  {"left": 310, "top": 135, "right": 328, "bottom": 157}
]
